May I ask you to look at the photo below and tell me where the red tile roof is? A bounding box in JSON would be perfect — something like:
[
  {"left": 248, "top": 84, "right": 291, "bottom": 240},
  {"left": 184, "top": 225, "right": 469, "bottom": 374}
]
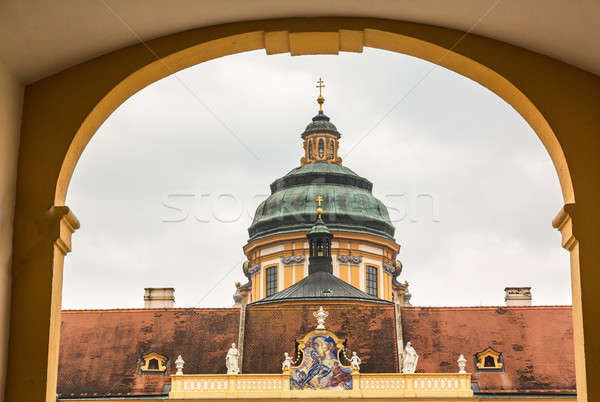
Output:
[
  {"left": 57, "top": 304, "right": 576, "bottom": 398},
  {"left": 401, "top": 306, "right": 576, "bottom": 394},
  {"left": 243, "top": 302, "right": 399, "bottom": 374},
  {"left": 58, "top": 308, "right": 240, "bottom": 398}
]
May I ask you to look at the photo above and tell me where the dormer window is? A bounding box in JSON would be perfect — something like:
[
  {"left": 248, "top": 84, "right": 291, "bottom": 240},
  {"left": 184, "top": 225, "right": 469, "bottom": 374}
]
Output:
[
  {"left": 140, "top": 352, "right": 168, "bottom": 373},
  {"left": 475, "top": 347, "right": 503, "bottom": 371}
]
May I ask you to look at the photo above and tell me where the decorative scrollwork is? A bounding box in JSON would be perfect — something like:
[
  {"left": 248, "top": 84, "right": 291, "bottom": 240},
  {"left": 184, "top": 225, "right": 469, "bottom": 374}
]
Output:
[
  {"left": 337, "top": 255, "right": 362, "bottom": 264},
  {"left": 383, "top": 262, "right": 396, "bottom": 274},
  {"left": 281, "top": 255, "right": 305, "bottom": 265},
  {"left": 246, "top": 263, "right": 261, "bottom": 275}
]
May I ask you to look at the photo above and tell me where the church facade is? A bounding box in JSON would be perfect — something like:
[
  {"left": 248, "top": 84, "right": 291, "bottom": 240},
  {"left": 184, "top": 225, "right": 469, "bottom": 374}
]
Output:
[{"left": 57, "top": 84, "right": 576, "bottom": 401}]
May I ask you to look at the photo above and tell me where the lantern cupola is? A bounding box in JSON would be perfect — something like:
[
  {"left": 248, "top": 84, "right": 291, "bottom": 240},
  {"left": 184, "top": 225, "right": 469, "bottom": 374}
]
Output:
[
  {"left": 301, "top": 78, "right": 342, "bottom": 165},
  {"left": 307, "top": 196, "right": 334, "bottom": 275}
]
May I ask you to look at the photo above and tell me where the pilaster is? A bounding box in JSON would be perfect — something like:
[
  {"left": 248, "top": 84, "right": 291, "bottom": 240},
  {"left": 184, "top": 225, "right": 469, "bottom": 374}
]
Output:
[{"left": 6, "top": 206, "right": 78, "bottom": 402}]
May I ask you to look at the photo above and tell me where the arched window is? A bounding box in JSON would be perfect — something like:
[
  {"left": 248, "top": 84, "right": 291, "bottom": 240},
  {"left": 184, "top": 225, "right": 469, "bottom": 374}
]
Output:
[
  {"left": 329, "top": 141, "right": 334, "bottom": 159},
  {"left": 318, "top": 139, "right": 324, "bottom": 158},
  {"left": 366, "top": 266, "right": 378, "bottom": 297},
  {"left": 266, "top": 266, "right": 278, "bottom": 297},
  {"left": 308, "top": 141, "right": 313, "bottom": 159},
  {"left": 484, "top": 356, "right": 495, "bottom": 367}
]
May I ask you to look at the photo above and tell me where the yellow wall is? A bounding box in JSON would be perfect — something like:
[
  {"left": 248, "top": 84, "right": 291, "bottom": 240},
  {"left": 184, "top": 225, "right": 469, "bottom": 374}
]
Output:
[
  {"left": 284, "top": 266, "right": 293, "bottom": 288},
  {"left": 252, "top": 272, "right": 261, "bottom": 302},
  {"left": 293, "top": 265, "right": 303, "bottom": 284},
  {"left": 339, "top": 264, "right": 349, "bottom": 283},
  {"left": 350, "top": 266, "right": 359, "bottom": 289},
  {"left": 0, "top": 60, "right": 23, "bottom": 402}
]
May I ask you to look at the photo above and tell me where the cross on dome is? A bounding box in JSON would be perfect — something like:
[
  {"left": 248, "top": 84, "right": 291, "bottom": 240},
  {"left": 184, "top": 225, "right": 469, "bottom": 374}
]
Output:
[{"left": 316, "top": 77, "right": 325, "bottom": 112}]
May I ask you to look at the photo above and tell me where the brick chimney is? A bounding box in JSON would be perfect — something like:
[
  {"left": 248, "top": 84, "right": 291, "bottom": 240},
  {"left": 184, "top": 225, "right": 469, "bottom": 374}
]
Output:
[
  {"left": 144, "top": 288, "right": 175, "bottom": 308},
  {"left": 504, "top": 287, "right": 532, "bottom": 306}
]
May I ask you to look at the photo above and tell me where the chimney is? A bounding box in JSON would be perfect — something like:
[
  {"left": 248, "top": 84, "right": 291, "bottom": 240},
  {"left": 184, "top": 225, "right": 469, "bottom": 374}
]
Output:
[
  {"left": 504, "top": 287, "right": 532, "bottom": 306},
  {"left": 144, "top": 288, "right": 175, "bottom": 308}
]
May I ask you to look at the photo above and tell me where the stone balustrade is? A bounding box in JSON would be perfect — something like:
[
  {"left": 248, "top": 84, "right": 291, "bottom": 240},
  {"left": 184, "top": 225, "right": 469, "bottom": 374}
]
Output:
[{"left": 169, "top": 372, "right": 473, "bottom": 399}]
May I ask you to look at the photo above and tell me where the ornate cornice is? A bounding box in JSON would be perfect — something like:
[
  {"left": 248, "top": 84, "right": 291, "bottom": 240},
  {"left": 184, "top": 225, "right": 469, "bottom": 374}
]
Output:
[
  {"left": 281, "top": 255, "right": 305, "bottom": 265},
  {"left": 337, "top": 255, "right": 362, "bottom": 265}
]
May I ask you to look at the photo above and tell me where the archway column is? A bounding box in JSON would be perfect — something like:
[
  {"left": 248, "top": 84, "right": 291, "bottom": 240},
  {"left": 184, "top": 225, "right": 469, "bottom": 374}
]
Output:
[
  {"left": 554, "top": 203, "right": 598, "bottom": 402},
  {"left": 5, "top": 207, "right": 78, "bottom": 402}
]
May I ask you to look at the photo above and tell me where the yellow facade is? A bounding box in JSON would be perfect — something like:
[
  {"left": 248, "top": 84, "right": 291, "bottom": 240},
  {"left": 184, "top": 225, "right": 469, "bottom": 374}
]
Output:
[{"left": 244, "top": 231, "right": 401, "bottom": 303}]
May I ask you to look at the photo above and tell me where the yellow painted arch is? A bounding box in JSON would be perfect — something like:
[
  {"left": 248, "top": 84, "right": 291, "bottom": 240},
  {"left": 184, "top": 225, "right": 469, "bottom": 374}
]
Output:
[{"left": 54, "top": 19, "right": 574, "bottom": 206}]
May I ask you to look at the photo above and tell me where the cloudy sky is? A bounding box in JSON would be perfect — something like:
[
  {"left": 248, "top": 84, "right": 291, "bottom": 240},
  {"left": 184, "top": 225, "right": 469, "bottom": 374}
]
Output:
[{"left": 62, "top": 48, "right": 571, "bottom": 309}]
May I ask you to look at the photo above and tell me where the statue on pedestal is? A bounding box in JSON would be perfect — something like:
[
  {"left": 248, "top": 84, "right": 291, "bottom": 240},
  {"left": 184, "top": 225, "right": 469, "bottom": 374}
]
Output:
[
  {"left": 226, "top": 343, "right": 240, "bottom": 374},
  {"left": 402, "top": 341, "right": 419, "bottom": 374},
  {"left": 175, "top": 355, "right": 185, "bottom": 375},
  {"left": 282, "top": 352, "right": 293, "bottom": 372},
  {"left": 350, "top": 351, "right": 362, "bottom": 372},
  {"left": 457, "top": 354, "right": 467, "bottom": 373}
]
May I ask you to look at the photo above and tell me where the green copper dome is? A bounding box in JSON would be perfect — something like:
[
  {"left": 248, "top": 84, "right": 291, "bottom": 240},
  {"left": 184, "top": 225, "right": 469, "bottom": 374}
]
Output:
[
  {"left": 302, "top": 111, "right": 340, "bottom": 137},
  {"left": 248, "top": 162, "right": 395, "bottom": 241}
]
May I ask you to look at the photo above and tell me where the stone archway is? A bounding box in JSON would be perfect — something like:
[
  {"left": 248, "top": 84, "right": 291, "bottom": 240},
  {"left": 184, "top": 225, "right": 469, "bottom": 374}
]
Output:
[{"left": 8, "top": 18, "right": 599, "bottom": 402}]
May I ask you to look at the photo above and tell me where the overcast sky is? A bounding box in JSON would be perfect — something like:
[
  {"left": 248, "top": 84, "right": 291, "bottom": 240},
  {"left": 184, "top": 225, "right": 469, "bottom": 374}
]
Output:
[{"left": 62, "top": 48, "right": 571, "bottom": 309}]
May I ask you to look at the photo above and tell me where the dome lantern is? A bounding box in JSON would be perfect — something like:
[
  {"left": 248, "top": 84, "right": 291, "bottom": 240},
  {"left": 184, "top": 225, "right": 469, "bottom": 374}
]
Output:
[
  {"left": 307, "top": 195, "right": 334, "bottom": 275},
  {"left": 301, "top": 78, "right": 342, "bottom": 166}
]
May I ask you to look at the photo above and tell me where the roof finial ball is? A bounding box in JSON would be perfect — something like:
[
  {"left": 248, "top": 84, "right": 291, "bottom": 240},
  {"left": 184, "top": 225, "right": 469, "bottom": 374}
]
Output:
[{"left": 316, "top": 77, "right": 325, "bottom": 112}]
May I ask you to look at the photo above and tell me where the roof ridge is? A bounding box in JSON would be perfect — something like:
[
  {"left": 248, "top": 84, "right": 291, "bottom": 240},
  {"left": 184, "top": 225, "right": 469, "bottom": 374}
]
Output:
[
  {"left": 61, "top": 307, "right": 240, "bottom": 313},
  {"left": 402, "top": 305, "right": 573, "bottom": 310}
]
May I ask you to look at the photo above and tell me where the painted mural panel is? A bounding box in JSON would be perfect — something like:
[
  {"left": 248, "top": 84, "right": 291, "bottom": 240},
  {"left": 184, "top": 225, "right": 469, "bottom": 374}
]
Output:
[{"left": 290, "top": 334, "right": 352, "bottom": 390}]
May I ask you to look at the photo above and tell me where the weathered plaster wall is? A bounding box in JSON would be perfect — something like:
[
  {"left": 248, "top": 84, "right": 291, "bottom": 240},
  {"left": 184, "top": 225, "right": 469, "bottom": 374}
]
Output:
[{"left": 0, "top": 61, "right": 23, "bottom": 401}]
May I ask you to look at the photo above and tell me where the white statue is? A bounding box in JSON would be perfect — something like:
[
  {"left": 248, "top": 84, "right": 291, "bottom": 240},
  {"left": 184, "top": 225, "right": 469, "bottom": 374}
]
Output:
[
  {"left": 350, "top": 351, "right": 362, "bottom": 371},
  {"left": 402, "top": 341, "right": 419, "bottom": 374},
  {"left": 313, "top": 306, "right": 329, "bottom": 329},
  {"left": 282, "top": 352, "right": 293, "bottom": 372},
  {"left": 457, "top": 354, "right": 467, "bottom": 373},
  {"left": 175, "top": 355, "right": 185, "bottom": 375},
  {"left": 226, "top": 343, "right": 240, "bottom": 374}
]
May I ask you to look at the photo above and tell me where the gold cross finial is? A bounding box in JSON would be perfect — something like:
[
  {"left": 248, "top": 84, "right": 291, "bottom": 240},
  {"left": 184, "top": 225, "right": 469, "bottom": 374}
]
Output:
[
  {"left": 316, "top": 195, "right": 323, "bottom": 218},
  {"left": 316, "top": 78, "right": 325, "bottom": 112}
]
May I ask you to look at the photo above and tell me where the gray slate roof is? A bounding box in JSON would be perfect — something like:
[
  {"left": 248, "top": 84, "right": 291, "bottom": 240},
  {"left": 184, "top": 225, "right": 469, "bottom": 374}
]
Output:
[{"left": 250, "top": 271, "right": 392, "bottom": 305}]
